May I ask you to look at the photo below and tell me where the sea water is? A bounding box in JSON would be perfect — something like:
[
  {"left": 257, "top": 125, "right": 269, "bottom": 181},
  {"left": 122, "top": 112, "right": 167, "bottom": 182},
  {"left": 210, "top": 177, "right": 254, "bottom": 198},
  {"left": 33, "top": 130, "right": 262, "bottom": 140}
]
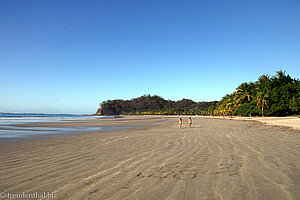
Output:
[
  {"left": 0, "top": 113, "right": 123, "bottom": 141},
  {"left": 0, "top": 112, "right": 108, "bottom": 121}
]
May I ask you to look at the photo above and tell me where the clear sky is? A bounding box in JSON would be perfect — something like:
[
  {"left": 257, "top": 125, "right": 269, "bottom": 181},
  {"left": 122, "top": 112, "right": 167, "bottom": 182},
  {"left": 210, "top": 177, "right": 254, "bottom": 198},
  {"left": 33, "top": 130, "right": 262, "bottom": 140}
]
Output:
[{"left": 0, "top": 0, "right": 299, "bottom": 114}]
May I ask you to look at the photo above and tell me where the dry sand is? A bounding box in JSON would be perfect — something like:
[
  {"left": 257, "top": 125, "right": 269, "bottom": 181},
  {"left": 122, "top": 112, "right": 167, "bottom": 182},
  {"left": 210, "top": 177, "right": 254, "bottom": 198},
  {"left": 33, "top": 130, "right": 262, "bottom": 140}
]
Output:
[
  {"left": 201, "top": 116, "right": 300, "bottom": 130},
  {"left": 245, "top": 117, "right": 300, "bottom": 130},
  {"left": 0, "top": 116, "right": 299, "bottom": 200}
]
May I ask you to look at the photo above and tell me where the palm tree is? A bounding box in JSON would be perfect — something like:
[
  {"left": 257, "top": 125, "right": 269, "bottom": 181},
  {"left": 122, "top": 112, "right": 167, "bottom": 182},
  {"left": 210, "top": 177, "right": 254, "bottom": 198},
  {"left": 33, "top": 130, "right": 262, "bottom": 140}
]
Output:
[
  {"left": 256, "top": 91, "right": 269, "bottom": 116},
  {"left": 258, "top": 74, "right": 270, "bottom": 84},
  {"left": 225, "top": 95, "right": 236, "bottom": 115},
  {"left": 235, "top": 82, "right": 253, "bottom": 105},
  {"left": 272, "top": 70, "right": 294, "bottom": 86},
  {"left": 274, "top": 70, "right": 286, "bottom": 82}
]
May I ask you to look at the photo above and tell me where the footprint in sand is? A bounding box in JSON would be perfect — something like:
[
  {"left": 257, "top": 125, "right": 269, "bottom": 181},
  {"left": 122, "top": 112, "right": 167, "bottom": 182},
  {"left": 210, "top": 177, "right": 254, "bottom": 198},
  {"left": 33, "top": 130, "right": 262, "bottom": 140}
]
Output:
[{"left": 137, "top": 162, "right": 205, "bottom": 180}]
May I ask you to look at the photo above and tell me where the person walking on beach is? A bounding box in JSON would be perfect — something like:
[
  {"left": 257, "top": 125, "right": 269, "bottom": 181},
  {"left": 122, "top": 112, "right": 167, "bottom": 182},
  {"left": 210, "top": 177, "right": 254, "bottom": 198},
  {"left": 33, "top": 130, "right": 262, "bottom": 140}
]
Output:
[
  {"left": 188, "top": 117, "right": 192, "bottom": 127},
  {"left": 179, "top": 118, "right": 182, "bottom": 128}
]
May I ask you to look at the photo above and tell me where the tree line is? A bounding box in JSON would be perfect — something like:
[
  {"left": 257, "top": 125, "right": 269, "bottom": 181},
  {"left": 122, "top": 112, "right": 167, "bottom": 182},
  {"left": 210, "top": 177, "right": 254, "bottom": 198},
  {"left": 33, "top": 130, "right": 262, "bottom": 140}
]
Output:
[
  {"left": 96, "top": 95, "right": 216, "bottom": 115},
  {"left": 96, "top": 70, "right": 299, "bottom": 116},
  {"left": 206, "top": 70, "right": 299, "bottom": 116}
]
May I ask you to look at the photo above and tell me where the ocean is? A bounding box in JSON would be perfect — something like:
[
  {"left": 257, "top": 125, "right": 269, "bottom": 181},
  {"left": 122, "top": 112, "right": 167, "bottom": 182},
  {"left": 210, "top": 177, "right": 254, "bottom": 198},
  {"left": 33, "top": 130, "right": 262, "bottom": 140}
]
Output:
[
  {"left": 0, "top": 113, "right": 117, "bottom": 141},
  {"left": 0, "top": 113, "right": 106, "bottom": 120}
]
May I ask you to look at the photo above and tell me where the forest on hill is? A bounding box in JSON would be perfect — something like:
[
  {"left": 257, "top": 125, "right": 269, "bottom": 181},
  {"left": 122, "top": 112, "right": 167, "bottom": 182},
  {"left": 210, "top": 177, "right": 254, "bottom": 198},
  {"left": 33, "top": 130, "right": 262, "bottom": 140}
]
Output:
[
  {"left": 96, "top": 95, "right": 217, "bottom": 115},
  {"left": 96, "top": 70, "right": 299, "bottom": 116}
]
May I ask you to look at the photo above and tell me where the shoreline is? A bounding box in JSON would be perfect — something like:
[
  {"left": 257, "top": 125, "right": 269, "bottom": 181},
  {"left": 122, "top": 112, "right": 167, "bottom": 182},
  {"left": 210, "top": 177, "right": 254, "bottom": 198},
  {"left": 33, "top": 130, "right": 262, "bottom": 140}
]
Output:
[{"left": 0, "top": 116, "right": 157, "bottom": 143}]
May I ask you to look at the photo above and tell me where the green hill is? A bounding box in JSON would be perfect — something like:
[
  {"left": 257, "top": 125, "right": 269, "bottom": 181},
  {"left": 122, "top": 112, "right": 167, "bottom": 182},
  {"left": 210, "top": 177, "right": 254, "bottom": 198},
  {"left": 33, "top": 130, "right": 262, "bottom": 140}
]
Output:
[{"left": 95, "top": 95, "right": 216, "bottom": 115}]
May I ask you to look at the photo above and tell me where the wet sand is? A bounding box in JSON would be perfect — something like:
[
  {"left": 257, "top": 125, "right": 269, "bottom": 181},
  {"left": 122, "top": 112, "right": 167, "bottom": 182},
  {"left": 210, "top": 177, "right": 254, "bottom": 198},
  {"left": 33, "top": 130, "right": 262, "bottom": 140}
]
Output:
[{"left": 0, "top": 116, "right": 299, "bottom": 200}]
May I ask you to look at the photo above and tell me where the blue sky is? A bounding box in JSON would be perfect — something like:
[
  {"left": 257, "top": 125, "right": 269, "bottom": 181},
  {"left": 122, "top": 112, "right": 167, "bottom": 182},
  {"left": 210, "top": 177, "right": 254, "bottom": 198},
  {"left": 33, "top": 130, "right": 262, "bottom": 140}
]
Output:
[{"left": 0, "top": 0, "right": 299, "bottom": 114}]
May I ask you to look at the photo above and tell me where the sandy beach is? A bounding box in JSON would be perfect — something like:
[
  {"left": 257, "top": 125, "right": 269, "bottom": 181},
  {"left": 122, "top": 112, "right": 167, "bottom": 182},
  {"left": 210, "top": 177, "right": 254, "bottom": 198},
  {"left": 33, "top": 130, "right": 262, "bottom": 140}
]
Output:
[
  {"left": 199, "top": 116, "right": 300, "bottom": 131},
  {"left": 0, "top": 116, "right": 299, "bottom": 200}
]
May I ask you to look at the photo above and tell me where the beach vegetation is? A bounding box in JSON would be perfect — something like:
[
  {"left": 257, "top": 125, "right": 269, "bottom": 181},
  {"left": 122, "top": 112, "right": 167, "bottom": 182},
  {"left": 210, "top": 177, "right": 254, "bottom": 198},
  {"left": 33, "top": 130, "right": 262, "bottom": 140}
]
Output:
[
  {"left": 96, "top": 70, "right": 299, "bottom": 117},
  {"left": 207, "top": 70, "right": 299, "bottom": 117}
]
